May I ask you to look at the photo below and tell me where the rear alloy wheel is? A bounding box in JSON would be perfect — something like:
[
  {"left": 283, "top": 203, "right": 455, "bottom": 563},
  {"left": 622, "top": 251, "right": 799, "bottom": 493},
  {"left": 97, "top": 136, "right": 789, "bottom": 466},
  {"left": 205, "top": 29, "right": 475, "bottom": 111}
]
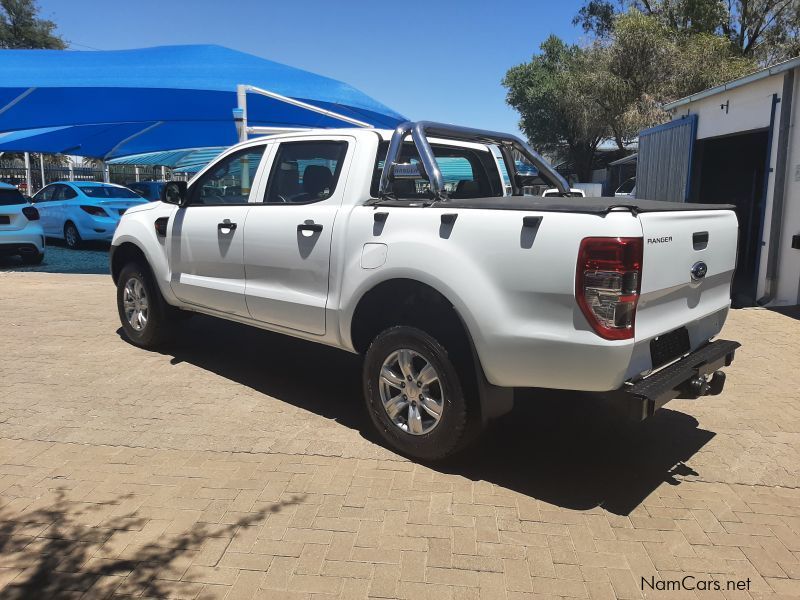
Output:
[
  {"left": 116, "top": 262, "right": 177, "bottom": 348},
  {"left": 363, "top": 326, "right": 472, "bottom": 461},
  {"left": 64, "top": 222, "right": 82, "bottom": 249},
  {"left": 379, "top": 349, "right": 444, "bottom": 435}
]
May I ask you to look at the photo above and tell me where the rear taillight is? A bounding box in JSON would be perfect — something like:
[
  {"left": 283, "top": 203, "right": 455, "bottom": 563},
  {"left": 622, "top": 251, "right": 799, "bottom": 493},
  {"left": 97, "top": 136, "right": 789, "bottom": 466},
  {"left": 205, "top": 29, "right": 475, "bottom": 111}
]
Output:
[
  {"left": 21, "top": 206, "right": 39, "bottom": 221},
  {"left": 576, "top": 237, "right": 643, "bottom": 340},
  {"left": 80, "top": 205, "right": 108, "bottom": 216}
]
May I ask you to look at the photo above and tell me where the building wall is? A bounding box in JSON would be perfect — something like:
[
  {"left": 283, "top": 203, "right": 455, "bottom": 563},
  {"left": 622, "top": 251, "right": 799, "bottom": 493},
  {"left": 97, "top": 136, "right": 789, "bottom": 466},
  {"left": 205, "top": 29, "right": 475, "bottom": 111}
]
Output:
[{"left": 670, "top": 71, "right": 800, "bottom": 305}]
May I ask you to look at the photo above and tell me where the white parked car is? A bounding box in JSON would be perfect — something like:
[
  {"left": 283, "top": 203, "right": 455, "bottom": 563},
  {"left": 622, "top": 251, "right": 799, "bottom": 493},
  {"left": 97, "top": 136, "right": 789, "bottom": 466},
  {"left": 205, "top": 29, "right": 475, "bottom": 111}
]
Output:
[
  {"left": 542, "top": 188, "right": 585, "bottom": 197},
  {"left": 0, "top": 182, "right": 45, "bottom": 264},
  {"left": 32, "top": 181, "right": 148, "bottom": 249},
  {"left": 615, "top": 177, "right": 636, "bottom": 198},
  {"left": 110, "top": 121, "right": 740, "bottom": 460}
]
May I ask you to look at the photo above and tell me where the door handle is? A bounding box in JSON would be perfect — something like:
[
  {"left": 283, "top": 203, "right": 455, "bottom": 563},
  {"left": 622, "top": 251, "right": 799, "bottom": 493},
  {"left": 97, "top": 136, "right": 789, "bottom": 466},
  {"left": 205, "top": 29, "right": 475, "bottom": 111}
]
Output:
[
  {"left": 297, "top": 222, "right": 323, "bottom": 233},
  {"left": 217, "top": 220, "right": 237, "bottom": 233}
]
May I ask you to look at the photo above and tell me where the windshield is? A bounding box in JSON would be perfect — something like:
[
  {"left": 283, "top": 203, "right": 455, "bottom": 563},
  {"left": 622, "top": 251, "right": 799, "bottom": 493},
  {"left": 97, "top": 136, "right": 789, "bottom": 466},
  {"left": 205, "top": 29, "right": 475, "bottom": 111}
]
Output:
[
  {"left": 78, "top": 185, "right": 140, "bottom": 199},
  {"left": 0, "top": 187, "right": 26, "bottom": 206}
]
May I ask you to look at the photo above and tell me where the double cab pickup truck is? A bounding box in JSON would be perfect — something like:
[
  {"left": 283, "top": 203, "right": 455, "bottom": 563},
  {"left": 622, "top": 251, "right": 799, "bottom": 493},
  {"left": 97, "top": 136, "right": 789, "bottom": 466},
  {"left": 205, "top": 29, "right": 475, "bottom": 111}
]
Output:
[{"left": 110, "top": 121, "right": 740, "bottom": 460}]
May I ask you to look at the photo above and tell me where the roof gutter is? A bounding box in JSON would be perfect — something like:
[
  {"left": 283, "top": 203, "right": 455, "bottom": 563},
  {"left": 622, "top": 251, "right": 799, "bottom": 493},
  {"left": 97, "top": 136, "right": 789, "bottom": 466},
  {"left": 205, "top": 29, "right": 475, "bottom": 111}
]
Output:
[
  {"left": 665, "top": 56, "right": 800, "bottom": 111},
  {"left": 758, "top": 68, "right": 795, "bottom": 305}
]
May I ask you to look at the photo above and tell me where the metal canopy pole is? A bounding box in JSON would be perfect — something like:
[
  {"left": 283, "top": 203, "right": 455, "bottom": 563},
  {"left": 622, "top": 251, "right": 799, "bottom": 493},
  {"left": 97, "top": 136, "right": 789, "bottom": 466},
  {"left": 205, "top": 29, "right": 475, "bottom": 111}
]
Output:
[
  {"left": 235, "top": 84, "right": 373, "bottom": 143},
  {"left": 24, "top": 152, "right": 31, "bottom": 192},
  {"left": 39, "top": 154, "right": 45, "bottom": 190}
]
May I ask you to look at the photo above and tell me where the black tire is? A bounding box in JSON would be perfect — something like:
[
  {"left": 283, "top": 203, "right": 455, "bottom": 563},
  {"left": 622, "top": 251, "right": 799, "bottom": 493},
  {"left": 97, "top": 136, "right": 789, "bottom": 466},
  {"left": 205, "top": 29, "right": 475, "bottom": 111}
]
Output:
[
  {"left": 363, "top": 326, "right": 476, "bottom": 461},
  {"left": 116, "top": 261, "right": 177, "bottom": 348},
  {"left": 21, "top": 251, "right": 44, "bottom": 265},
  {"left": 64, "top": 222, "right": 82, "bottom": 249}
]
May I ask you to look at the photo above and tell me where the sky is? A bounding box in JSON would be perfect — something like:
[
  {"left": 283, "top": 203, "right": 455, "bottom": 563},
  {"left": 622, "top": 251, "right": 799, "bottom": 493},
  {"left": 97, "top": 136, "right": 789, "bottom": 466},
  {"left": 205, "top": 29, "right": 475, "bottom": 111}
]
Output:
[{"left": 37, "top": 0, "right": 586, "bottom": 136}]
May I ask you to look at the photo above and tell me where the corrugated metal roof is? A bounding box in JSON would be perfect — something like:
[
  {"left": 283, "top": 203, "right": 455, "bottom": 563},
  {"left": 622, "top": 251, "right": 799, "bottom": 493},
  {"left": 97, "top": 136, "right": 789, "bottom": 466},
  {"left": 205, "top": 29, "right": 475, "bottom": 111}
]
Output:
[
  {"left": 107, "top": 147, "right": 224, "bottom": 167},
  {"left": 665, "top": 55, "right": 800, "bottom": 110}
]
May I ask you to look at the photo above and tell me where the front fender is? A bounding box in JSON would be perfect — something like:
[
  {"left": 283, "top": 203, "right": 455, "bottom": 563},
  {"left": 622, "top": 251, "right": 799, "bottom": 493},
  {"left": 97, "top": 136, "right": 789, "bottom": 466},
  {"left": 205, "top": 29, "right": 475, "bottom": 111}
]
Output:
[{"left": 112, "top": 205, "right": 178, "bottom": 304}]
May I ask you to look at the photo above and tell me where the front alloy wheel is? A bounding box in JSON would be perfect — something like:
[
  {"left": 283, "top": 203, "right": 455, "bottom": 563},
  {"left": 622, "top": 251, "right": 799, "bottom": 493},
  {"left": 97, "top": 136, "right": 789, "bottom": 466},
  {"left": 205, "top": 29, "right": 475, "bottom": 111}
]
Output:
[
  {"left": 122, "top": 276, "right": 149, "bottom": 332},
  {"left": 116, "top": 261, "right": 176, "bottom": 348}
]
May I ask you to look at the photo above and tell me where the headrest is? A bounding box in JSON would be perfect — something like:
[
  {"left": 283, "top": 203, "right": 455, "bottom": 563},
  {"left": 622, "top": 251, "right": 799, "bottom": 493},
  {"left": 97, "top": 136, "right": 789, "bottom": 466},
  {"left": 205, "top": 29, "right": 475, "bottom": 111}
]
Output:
[
  {"left": 303, "top": 165, "right": 333, "bottom": 197},
  {"left": 455, "top": 179, "right": 480, "bottom": 197},
  {"left": 392, "top": 179, "right": 417, "bottom": 197}
]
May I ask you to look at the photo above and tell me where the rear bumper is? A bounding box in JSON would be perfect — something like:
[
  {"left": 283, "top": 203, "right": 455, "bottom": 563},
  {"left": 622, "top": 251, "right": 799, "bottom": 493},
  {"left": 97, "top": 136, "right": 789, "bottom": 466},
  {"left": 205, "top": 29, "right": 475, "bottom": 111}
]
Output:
[
  {"left": 0, "top": 229, "right": 45, "bottom": 255},
  {"left": 605, "top": 339, "right": 740, "bottom": 421}
]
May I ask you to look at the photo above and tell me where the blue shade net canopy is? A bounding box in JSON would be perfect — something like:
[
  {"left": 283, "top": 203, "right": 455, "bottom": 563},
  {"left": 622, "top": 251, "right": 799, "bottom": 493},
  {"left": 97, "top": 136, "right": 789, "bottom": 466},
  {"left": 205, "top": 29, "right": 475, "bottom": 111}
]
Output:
[{"left": 0, "top": 44, "right": 405, "bottom": 159}]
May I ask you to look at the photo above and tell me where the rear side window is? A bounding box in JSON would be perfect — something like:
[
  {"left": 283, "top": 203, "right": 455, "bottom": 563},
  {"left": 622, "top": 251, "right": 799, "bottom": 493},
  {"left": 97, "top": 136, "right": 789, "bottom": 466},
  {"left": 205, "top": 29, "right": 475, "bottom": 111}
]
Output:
[
  {"left": 370, "top": 142, "right": 503, "bottom": 199},
  {"left": 0, "top": 187, "right": 25, "bottom": 206},
  {"left": 263, "top": 141, "right": 348, "bottom": 204},
  {"left": 78, "top": 185, "right": 140, "bottom": 199}
]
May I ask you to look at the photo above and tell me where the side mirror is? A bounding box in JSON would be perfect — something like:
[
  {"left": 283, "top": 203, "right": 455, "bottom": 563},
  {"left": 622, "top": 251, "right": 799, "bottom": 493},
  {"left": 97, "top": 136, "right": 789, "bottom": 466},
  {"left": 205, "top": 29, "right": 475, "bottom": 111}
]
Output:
[{"left": 161, "top": 181, "right": 188, "bottom": 206}]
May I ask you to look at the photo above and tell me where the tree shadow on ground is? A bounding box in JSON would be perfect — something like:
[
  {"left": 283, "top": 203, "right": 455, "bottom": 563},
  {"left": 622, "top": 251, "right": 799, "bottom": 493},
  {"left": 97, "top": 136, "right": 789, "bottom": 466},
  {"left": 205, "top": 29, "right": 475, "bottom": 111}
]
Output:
[
  {"left": 138, "top": 314, "right": 714, "bottom": 516},
  {"left": 0, "top": 488, "right": 300, "bottom": 599}
]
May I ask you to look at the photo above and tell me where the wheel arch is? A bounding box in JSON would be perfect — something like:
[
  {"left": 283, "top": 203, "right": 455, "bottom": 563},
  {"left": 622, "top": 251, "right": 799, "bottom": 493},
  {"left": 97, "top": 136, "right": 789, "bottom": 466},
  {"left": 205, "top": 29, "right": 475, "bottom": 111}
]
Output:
[
  {"left": 349, "top": 277, "right": 514, "bottom": 424},
  {"left": 350, "top": 278, "right": 470, "bottom": 356},
  {"left": 110, "top": 241, "right": 149, "bottom": 284}
]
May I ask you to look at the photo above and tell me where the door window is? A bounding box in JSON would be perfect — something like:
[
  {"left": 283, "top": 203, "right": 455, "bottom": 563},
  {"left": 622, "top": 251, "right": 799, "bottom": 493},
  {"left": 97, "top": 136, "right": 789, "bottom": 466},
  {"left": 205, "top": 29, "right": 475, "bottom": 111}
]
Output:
[
  {"left": 33, "top": 185, "right": 56, "bottom": 202},
  {"left": 263, "top": 141, "right": 348, "bottom": 204},
  {"left": 191, "top": 146, "right": 266, "bottom": 205},
  {"left": 53, "top": 184, "right": 77, "bottom": 200}
]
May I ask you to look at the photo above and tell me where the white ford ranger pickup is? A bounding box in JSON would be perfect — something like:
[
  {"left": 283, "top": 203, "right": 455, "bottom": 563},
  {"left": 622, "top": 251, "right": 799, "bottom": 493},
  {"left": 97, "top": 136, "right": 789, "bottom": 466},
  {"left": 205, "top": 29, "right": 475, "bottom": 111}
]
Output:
[{"left": 110, "top": 121, "right": 740, "bottom": 460}]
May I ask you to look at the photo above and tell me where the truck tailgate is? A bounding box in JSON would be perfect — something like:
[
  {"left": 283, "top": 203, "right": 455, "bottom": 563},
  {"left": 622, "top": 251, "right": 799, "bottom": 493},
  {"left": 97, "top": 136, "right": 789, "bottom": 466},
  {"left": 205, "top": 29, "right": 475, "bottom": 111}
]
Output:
[{"left": 632, "top": 209, "right": 738, "bottom": 373}]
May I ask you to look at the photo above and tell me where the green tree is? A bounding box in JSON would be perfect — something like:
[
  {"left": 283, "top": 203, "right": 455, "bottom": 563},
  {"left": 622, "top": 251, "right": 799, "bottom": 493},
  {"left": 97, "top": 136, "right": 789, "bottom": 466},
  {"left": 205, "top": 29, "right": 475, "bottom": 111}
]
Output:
[
  {"left": 504, "top": 9, "right": 756, "bottom": 175},
  {"left": 575, "top": 0, "right": 800, "bottom": 63},
  {"left": 0, "top": 0, "right": 65, "bottom": 49},
  {"left": 503, "top": 36, "right": 609, "bottom": 181}
]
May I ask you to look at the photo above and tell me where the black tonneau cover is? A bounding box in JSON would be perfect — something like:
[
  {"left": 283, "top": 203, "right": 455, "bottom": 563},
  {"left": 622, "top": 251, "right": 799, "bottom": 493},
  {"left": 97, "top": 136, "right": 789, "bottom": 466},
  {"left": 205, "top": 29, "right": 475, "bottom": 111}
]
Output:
[{"left": 372, "top": 196, "right": 735, "bottom": 215}]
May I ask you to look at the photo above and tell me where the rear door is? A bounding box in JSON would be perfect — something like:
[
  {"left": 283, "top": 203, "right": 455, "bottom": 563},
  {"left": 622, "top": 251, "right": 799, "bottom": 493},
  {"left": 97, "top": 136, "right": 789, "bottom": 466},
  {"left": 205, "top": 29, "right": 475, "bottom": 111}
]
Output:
[
  {"left": 243, "top": 137, "right": 352, "bottom": 335},
  {"left": 635, "top": 209, "right": 738, "bottom": 348},
  {"left": 31, "top": 185, "right": 57, "bottom": 233},
  {"left": 168, "top": 144, "right": 268, "bottom": 316}
]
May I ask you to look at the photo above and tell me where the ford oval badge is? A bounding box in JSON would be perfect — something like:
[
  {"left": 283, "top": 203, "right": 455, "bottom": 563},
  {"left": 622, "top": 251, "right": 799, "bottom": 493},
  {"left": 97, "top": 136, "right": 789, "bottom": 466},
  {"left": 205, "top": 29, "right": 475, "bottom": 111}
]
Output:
[{"left": 691, "top": 261, "right": 708, "bottom": 281}]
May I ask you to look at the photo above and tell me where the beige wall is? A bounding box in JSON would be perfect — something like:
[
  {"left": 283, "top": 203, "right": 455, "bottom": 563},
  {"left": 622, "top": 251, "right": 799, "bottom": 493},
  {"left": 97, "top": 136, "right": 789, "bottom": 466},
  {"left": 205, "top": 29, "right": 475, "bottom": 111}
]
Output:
[{"left": 670, "top": 71, "right": 800, "bottom": 305}]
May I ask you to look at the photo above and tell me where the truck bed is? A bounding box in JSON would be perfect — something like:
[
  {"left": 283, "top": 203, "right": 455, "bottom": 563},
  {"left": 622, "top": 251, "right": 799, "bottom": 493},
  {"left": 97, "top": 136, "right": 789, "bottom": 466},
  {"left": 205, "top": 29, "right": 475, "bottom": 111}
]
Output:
[{"left": 373, "top": 196, "right": 735, "bottom": 215}]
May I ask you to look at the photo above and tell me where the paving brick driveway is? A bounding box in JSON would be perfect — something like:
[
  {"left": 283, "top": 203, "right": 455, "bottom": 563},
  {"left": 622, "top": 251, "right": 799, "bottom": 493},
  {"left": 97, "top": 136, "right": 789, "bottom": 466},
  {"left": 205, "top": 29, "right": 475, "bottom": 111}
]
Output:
[{"left": 1, "top": 272, "right": 799, "bottom": 599}]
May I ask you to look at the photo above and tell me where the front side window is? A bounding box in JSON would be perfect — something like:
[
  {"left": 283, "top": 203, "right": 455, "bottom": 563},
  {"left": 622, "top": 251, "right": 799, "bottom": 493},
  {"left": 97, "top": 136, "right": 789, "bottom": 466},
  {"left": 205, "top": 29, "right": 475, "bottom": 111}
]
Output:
[
  {"left": 33, "top": 185, "right": 55, "bottom": 202},
  {"left": 78, "top": 185, "right": 140, "bottom": 199},
  {"left": 191, "top": 146, "right": 266, "bottom": 205},
  {"left": 263, "top": 141, "right": 348, "bottom": 204}
]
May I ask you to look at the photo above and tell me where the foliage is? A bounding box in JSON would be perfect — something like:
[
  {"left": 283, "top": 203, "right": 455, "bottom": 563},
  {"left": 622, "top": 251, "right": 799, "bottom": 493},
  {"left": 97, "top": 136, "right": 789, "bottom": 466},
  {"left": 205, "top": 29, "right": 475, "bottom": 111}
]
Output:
[
  {"left": 0, "top": 0, "right": 65, "bottom": 49},
  {"left": 503, "top": 36, "right": 608, "bottom": 180},
  {"left": 504, "top": 6, "right": 758, "bottom": 176},
  {"left": 575, "top": 0, "right": 800, "bottom": 64}
]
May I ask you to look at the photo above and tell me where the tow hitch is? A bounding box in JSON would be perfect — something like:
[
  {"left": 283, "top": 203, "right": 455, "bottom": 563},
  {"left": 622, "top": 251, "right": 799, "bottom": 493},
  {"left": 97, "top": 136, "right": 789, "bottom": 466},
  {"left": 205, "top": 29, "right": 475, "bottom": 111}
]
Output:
[
  {"left": 606, "top": 339, "right": 740, "bottom": 421},
  {"left": 682, "top": 370, "right": 726, "bottom": 398}
]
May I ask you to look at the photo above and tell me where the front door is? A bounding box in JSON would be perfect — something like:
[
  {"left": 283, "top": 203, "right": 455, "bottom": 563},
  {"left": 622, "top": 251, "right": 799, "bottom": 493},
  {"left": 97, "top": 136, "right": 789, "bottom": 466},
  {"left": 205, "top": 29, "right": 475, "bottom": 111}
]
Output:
[
  {"left": 244, "top": 138, "right": 352, "bottom": 335},
  {"left": 168, "top": 144, "right": 267, "bottom": 316}
]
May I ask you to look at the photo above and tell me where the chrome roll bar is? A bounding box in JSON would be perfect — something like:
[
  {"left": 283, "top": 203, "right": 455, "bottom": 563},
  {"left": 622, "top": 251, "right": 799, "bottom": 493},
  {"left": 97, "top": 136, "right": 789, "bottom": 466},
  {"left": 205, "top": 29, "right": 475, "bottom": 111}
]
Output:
[{"left": 377, "top": 121, "right": 570, "bottom": 200}]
